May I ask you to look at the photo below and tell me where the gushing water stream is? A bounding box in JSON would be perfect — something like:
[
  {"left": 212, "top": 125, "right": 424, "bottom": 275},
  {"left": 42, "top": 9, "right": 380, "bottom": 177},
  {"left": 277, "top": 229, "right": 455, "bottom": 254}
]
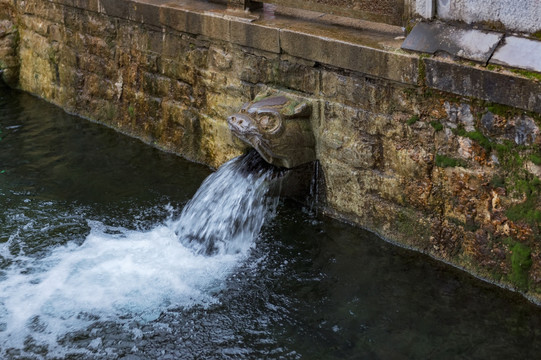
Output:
[
  {"left": 175, "top": 151, "right": 280, "bottom": 256},
  {"left": 0, "top": 144, "right": 280, "bottom": 356}
]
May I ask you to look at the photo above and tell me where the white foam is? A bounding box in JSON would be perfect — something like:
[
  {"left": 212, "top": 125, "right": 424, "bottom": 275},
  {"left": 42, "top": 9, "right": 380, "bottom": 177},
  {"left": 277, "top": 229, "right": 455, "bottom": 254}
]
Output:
[
  {"left": 0, "top": 220, "right": 244, "bottom": 350},
  {"left": 0, "top": 152, "right": 280, "bottom": 355}
]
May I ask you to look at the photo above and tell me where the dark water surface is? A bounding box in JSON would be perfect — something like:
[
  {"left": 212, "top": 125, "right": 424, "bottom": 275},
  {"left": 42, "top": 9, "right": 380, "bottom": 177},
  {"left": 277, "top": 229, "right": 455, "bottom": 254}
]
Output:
[{"left": 1, "top": 85, "right": 541, "bottom": 359}]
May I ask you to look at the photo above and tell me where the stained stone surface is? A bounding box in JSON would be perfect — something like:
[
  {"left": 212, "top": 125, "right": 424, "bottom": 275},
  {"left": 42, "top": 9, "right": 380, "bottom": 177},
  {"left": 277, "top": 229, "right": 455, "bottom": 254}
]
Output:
[
  {"left": 227, "top": 93, "right": 316, "bottom": 168},
  {"left": 1, "top": 0, "right": 541, "bottom": 302},
  {"left": 490, "top": 36, "right": 541, "bottom": 74},
  {"left": 401, "top": 21, "right": 503, "bottom": 64}
]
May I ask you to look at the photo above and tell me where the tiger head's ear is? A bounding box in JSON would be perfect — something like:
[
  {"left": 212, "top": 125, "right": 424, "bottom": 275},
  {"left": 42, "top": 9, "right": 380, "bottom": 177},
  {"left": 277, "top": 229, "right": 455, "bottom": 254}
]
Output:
[{"left": 283, "top": 101, "right": 312, "bottom": 119}]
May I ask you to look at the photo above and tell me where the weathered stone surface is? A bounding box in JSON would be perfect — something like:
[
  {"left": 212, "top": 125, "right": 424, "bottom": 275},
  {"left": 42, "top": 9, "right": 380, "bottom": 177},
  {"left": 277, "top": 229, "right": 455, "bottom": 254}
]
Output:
[
  {"left": 228, "top": 92, "right": 316, "bottom": 168},
  {"left": 230, "top": 21, "right": 280, "bottom": 54},
  {"left": 425, "top": 58, "right": 541, "bottom": 114},
  {"left": 402, "top": 21, "right": 503, "bottom": 64},
  {"left": 436, "top": 0, "right": 541, "bottom": 34},
  {"left": 263, "top": 0, "right": 405, "bottom": 26},
  {"left": 160, "top": 4, "right": 230, "bottom": 41},
  {"left": 128, "top": 0, "right": 162, "bottom": 28},
  {"left": 490, "top": 36, "right": 541, "bottom": 74},
  {"left": 5, "top": 0, "right": 541, "bottom": 303},
  {"left": 99, "top": 0, "right": 131, "bottom": 19},
  {"left": 280, "top": 28, "right": 418, "bottom": 84}
]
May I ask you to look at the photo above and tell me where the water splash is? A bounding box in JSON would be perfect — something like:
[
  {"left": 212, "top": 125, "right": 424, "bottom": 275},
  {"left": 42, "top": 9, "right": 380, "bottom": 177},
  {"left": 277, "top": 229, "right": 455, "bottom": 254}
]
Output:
[
  {"left": 174, "top": 151, "right": 282, "bottom": 255},
  {"left": 0, "top": 151, "right": 281, "bottom": 356}
]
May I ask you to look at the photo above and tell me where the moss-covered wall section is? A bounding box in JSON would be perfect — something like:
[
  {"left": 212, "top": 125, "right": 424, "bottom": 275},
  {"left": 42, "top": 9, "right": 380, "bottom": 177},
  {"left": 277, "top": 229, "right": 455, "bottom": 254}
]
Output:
[{"left": 2, "top": 0, "right": 541, "bottom": 302}]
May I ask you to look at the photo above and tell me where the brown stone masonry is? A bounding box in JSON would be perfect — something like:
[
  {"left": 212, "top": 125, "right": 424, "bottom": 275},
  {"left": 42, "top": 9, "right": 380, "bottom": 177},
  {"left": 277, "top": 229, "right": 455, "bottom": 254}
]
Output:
[{"left": 1, "top": 0, "right": 540, "bottom": 303}]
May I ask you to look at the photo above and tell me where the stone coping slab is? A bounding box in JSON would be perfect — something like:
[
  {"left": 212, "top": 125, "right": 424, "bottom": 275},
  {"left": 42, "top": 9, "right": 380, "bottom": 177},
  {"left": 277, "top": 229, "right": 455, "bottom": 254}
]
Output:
[
  {"left": 401, "top": 21, "right": 503, "bottom": 64},
  {"left": 425, "top": 58, "right": 541, "bottom": 114},
  {"left": 490, "top": 36, "right": 541, "bottom": 74}
]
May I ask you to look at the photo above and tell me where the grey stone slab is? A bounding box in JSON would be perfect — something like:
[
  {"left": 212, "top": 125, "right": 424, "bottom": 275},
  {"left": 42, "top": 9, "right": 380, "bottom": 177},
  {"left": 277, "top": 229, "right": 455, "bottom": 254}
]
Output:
[
  {"left": 280, "top": 29, "right": 418, "bottom": 84},
  {"left": 99, "top": 0, "right": 131, "bottom": 18},
  {"left": 425, "top": 58, "right": 541, "bottom": 114},
  {"left": 490, "top": 36, "right": 541, "bottom": 74},
  {"left": 231, "top": 21, "right": 280, "bottom": 54},
  {"left": 160, "top": 4, "right": 230, "bottom": 42},
  {"left": 401, "top": 22, "right": 503, "bottom": 64},
  {"left": 129, "top": 1, "right": 161, "bottom": 28}
]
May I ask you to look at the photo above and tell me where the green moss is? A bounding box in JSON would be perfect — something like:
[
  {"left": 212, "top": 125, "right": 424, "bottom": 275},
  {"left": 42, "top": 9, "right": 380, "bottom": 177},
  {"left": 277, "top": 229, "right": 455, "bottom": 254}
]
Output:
[
  {"left": 486, "top": 103, "right": 511, "bottom": 117},
  {"left": 490, "top": 175, "right": 506, "bottom": 188},
  {"left": 253, "top": 93, "right": 269, "bottom": 102},
  {"left": 407, "top": 115, "right": 419, "bottom": 125},
  {"left": 454, "top": 129, "right": 492, "bottom": 151},
  {"left": 422, "top": 88, "right": 433, "bottom": 99},
  {"left": 418, "top": 54, "right": 430, "bottom": 87},
  {"left": 510, "top": 242, "right": 532, "bottom": 290},
  {"left": 435, "top": 154, "right": 468, "bottom": 168},
  {"left": 430, "top": 120, "right": 443, "bottom": 131},
  {"left": 128, "top": 106, "right": 135, "bottom": 117},
  {"left": 505, "top": 178, "right": 541, "bottom": 227},
  {"left": 510, "top": 68, "right": 541, "bottom": 81},
  {"left": 530, "top": 154, "right": 541, "bottom": 165},
  {"left": 402, "top": 87, "right": 415, "bottom": 97},
  {"left": 494, "top": 140, "right": 524, "bottom": 171},
  {"left": 506, "top": 198, "right": 541, "bottom": 226}
]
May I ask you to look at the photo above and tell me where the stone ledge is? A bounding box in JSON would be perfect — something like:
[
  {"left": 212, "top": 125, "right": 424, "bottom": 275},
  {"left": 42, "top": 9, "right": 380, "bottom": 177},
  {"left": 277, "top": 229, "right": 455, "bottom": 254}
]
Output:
[
  {"left": 280, "top": 28, "right": 418, "bottom": 84},
  {"left": 50, "top": 0, "right": 417, "bottom": 84},
  {"left": 48, "top": 0, "right": 541, "bottom": 114},
  {"left": 425, "top": 58, "right": 541, "bottom": 114}
]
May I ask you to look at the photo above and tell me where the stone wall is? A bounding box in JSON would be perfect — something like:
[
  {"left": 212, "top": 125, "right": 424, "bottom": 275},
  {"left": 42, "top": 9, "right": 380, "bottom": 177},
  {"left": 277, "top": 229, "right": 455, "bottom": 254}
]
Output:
[
  {"left": 414, "top": 0, "right": 541, "bottom": 34},
  {"left": 0, "top": 0, "right": 19, "bottom": 87},
  {"left": 2, "top": 0, "right": 541, "bottom": 302},
  {"left": 436, "top": 0, "right": 541, "bottom": 34}
]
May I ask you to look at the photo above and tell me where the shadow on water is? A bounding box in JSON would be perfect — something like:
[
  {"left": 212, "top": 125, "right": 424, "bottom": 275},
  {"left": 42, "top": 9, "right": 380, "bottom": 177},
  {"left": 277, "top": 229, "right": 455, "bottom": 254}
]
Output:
[{"left": 1, "top": 87, "right": 541, "bottom": 359}]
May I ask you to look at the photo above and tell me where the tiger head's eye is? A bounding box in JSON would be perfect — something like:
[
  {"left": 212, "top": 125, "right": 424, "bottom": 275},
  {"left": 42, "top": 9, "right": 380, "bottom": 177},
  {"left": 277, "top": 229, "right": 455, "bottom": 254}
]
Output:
[{"left": 259, "top": 114, "right": 281, "bottom": 133}]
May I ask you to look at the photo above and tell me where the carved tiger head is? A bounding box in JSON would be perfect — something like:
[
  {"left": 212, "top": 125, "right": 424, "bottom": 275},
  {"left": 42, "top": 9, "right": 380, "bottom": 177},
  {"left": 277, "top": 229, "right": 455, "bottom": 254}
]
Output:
[{"left": 227, "top": 95, "right": 316, "bottom": 168}]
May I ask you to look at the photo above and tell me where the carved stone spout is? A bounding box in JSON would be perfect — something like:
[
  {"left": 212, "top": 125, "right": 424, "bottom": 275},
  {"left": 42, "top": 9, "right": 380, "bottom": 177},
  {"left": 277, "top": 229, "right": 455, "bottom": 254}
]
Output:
[{"left": 227, "top": 94, "right": 316, "bottom": 168}]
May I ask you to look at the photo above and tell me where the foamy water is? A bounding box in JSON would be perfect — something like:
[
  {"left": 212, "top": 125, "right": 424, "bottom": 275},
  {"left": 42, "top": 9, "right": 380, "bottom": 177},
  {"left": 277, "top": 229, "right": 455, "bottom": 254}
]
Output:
[{"left": 0, "top": 153, "right": 280, "bottom": 356}]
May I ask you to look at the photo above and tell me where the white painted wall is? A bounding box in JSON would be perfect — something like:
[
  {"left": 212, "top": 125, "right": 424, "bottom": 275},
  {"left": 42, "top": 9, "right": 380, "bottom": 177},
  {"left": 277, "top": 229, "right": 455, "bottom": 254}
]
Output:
[{"left": 414, "top": 0, "right": 541, "bottom": 34}]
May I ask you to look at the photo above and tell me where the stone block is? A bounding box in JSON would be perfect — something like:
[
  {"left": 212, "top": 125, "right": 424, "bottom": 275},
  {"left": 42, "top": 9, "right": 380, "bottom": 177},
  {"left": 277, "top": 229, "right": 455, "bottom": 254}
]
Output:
[
  {"left": 129, "top": 0, "right": 161, "bottom": 28},
  {"left": 82, "top": 12, "right": 117, "bottom": 38},
  {"left": 425, "top": 58, "right": 541, "bottom": 114},
  {"left": 402, "top": 22, "right": 502, "bottom": 64},
  {"left": 20, "top": 15, "right": 51, "bottom": 37},
  {"left": 0, "top": 46, "right": 15, "bottom": 58},
  {"left": 62, "top": 7, "right": 83, "bottom": 32},
  {"left": 280, "top": 28, "right": 418, "bottom": 84},
  {"left": 200, "top": 13, "right": 230, "bottom": 42},
  {"left": 383, "top": 139, "right": 433, "bottom": 179},
  {"left": 85, "top": 34, "right": 114, "bottom": 59},
  {"left": 71, "top": 0, "right": 101, "bottom": 13},
  {"left": 99, "top": 0, "right": 131, "bottom": 19},
  {"left": 159, "top": 4, "right": 191, "bottom": 33},
  {"left": 321, "top": 131, "right": 378, "bottom": 169},
  {"left": 490, "top": 36, "right": 541, "bottom": 74},
  {"left": 319, "top": 158, "right": 368, "bottom": 219},
  {"left": 271, "top": 60, "right": 319, "bottom": 94},
  {"left": 160, "top": 4, "right": 229, "bottom": 41},
  {"left": 230, "top": 21, "right": 279, "bottom": 53},
  {"left": 237, "top": 52, "right": 272, "bottom": 84}
]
